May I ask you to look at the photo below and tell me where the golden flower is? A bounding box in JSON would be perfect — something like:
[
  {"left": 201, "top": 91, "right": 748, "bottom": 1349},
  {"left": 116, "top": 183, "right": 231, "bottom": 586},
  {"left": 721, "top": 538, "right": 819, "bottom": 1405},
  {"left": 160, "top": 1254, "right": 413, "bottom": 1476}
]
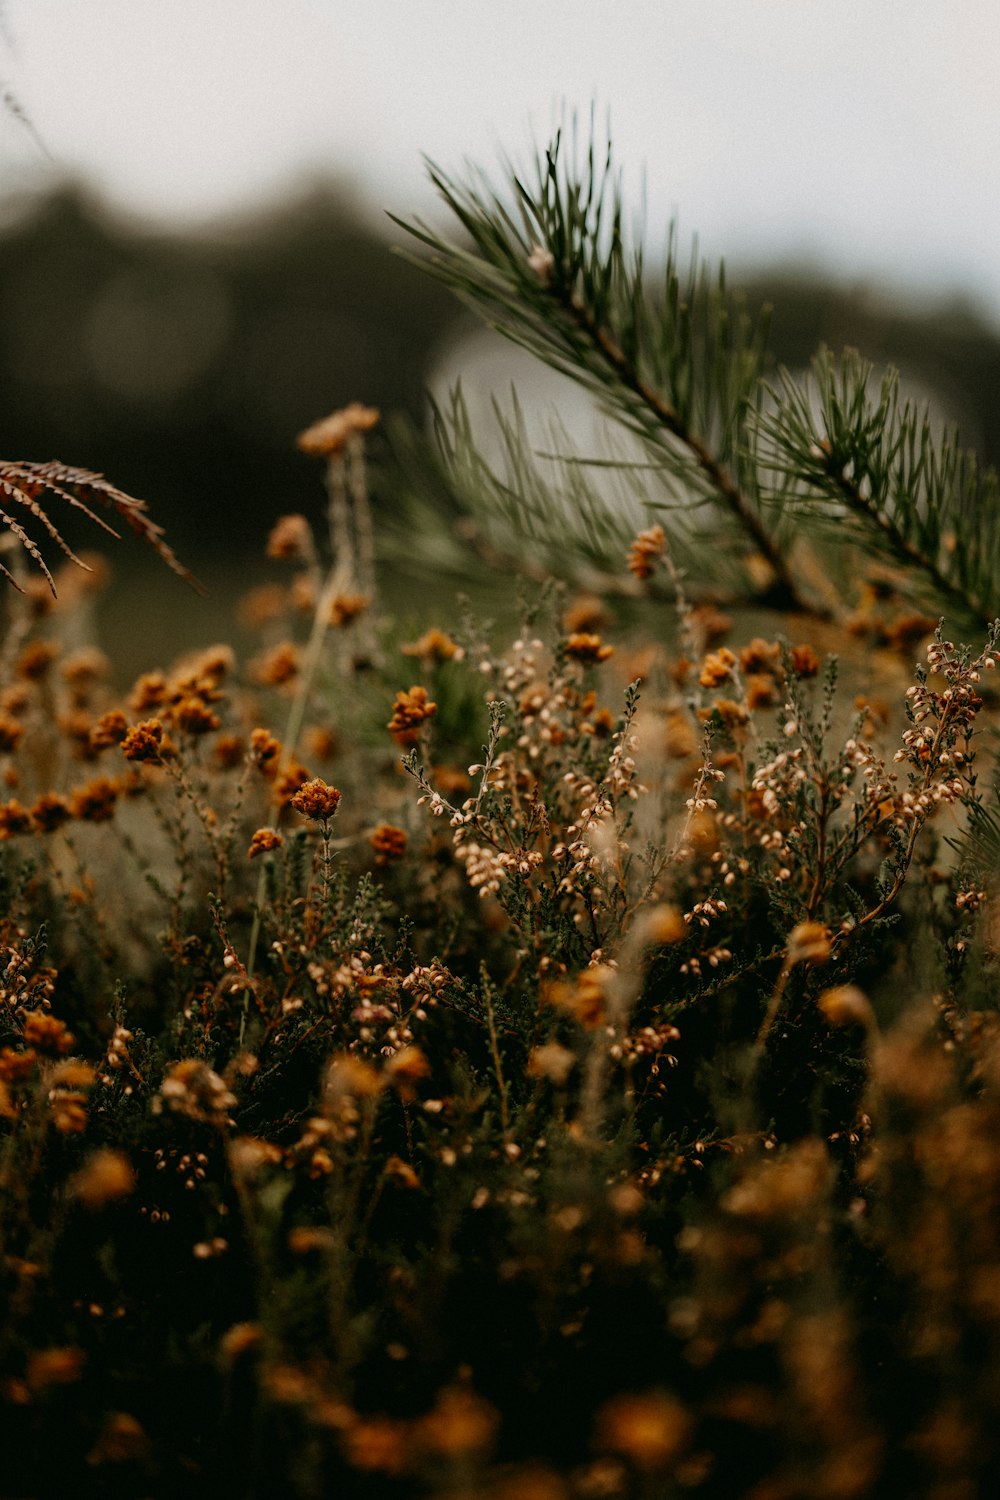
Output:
[
  {"left": 328, "top": 592, "right": 371, "bottom": 628},
  {"left": 565, "top": 631, "right": 614, "bottom": 663},
  {"left": 0, "top": 798, "right": 33, "bottom": 838},
  {"left": 296, "top": 401, "right": 380, "bottom": 457},
  {"left": 341, "top": 1415, "right": 409, "bottom": 1476},
  {"left": 402, "top": 627, "right": 460, "bottom": 662},
  {"left": 627, "top": 524, "right": 666, "bottom": 580},
  {"left": 527, "top": 1042, "right": 577, "bottom": 1087},
  {"left": 690, "top": 604, "right": 732, "bottom": 645},
  {"left": 789, "top": 643, "right": 822, "bottom": 678},
  {"left": 249, "top": 727, "right": 282, "bottom": 770},
  {"left": 818, "top": 985, "right": 874, "bottom": 1029},
  {"left": 289, "top": 775, "right": 340, "bottom": 822},
  {"left": 60, "top": 646, "right": 111, "bottom": 694},
  {"left": 0, "top": 1046, "right": 37, "bottom": 1085},
  {"left": 740, "top": 638, "right": 782, "bottom": 676},
  {"left": 325, "top": 1054, "right": 384, "bottom": 1103},
  {"left": 384, "top": 1155, "right": 421, "bottom": 1190},
  {"left": 22, "top": 1012, "right": 74, "bottom": 1055},
  {"left": 238, "top": 582, "right": 287, "bottom": 628},
  {"left": 213, "top": 732, "right": 246, "bottom": 769},
  {"left": 68, "top": 776, "right": 119, "bottom": 822},
  {"left": 273, "top": 760, "right": 311, "bottom": 807},
  {"left": 546, "top": 966, "right": 615, "bottom": 1029},
  {"left": 745, "top": 673, "right": 779, "bottom": 709},
  {"left": 121, "top": 719, "right": 164, "bottom": 762},
  {"left": 50, "top": 1090, "right": 89, "bottom": 1134},
  {"left": 785, "top": 922, "right": 832, "bottom": 966},
  {"left": 129, "top": 671, "right": 168, "bottom": 714},
  {"left": 253, "top": 642, "right": 300, "bottom": 687},
  {"left": 370, "top": 823, "right": 407, "bottom": 864},
  {"left": 172, "top": 696, "right": 221, "bottom": 735},
  {"left": 156, "top": 1059, "right": 237, "bottom": 1123},
  {"left": 86, "top": 1411, "right": 149, "bottom": 1466},
  {"left": 698, "top": 647, "right": 737, "bottom": 690},
  {"left": 26, "top": 1347, "right": 85, "bottom": 1391},
  {"left": 596, "top": 1390, "right": 691, "bottom": 1470},
  {"left": 248, "top": 827, "right": 284, "bottom": 860},
  {"left": 89, "top": 709, "right": 129, "bottom": 750},
  {"left": 266, "top": 513, "right": 313, "bottom": 561},
  {"left": 69, "top": 1149, "right": 135, "bottom": 1210},
  {"left": 562, "top": 594, "right": 611, "bottom": 634},
  {"left": 639, "top": 903, "right": 687, "bottom": 946},
  {"left": 220, "top": 1322, "right": 263, "bottom": 1360},
  {"left": 417, "top": 1385, "right": 499, "bottom": 1457},
  {"left": 387, "top": 686, "right": 438, "bottom": 746},
  {"left": 17, "top": 639, "right": 58, "bottom": 681},
  {"left": 0, "top": 712, "right": 23, "bottom": 755},
  {"left": 30, "top": 792, "right": 72, "bottom": 834},
  {"left": 301, "top": 727, "right": 337, "bottom": 765}
]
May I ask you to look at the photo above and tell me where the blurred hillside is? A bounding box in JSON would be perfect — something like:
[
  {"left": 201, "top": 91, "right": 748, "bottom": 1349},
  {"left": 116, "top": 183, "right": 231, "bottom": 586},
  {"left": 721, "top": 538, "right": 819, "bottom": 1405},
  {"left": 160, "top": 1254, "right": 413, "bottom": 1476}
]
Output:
[{"left": 2, "top": 183, "right": 1000, "bottom": 671}]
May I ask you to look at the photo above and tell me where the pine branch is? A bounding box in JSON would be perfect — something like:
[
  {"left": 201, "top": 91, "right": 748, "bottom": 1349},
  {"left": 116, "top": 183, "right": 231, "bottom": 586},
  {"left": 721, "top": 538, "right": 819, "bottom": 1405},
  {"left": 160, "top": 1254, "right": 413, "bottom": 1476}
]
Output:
[
  {"left": 393, "top": 122, "right": 810, "bottom": 613},
  {"left": 756, "top": 348, "right": 1000, "bottom": 630}
]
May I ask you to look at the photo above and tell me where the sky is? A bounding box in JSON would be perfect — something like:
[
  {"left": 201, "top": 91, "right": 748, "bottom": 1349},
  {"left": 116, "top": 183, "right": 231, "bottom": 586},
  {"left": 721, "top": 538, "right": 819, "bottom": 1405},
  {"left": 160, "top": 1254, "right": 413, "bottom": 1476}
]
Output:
[{"left": 1, "top": 1, "right": 999, "bottom": 318}]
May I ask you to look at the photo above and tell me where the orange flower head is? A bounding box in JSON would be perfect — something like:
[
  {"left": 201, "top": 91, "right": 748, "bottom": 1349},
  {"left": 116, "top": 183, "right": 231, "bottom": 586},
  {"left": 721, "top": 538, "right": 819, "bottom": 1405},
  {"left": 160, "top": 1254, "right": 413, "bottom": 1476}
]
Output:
[
  {"left": 387, "top": 686, "right": 438, "bottom": 746},
  {"left": 248, "top": 827, "right": 283, "bottom": 860},
  {"left": 370, "top": 822, "right": 407, "bottom": 864},
  {"left": 627, "top": 523, "right": 666, "bottom": 580},
  {"left": 290, "top": 777, "right": 342, "bottom": 823},
  {"left": 122, "top": 719, "right": 164, "bottom": 763},
  {"left": 266, "top": 513, "right": 313, "bottom": 561},
  {"left": 565, "top": 631, "right": 614, "bottom": 663},
  {"left": 296, "top": 402, "right": 380, "bottom": 457}
]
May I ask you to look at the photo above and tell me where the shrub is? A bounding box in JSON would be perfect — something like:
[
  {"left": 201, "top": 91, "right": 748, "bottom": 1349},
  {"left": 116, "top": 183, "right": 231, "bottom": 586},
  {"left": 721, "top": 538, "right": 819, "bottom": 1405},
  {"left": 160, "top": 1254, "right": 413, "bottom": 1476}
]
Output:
[{"left": 2, "top": 125, "right": 1000, "bottom": 1498}]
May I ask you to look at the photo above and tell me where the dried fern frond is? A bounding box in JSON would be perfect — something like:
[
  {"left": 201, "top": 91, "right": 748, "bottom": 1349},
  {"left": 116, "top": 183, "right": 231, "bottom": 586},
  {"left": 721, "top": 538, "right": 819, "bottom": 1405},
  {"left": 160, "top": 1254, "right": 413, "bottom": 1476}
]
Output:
[{"left": 0, "top": 459, "right": 201, "bottom": 594}]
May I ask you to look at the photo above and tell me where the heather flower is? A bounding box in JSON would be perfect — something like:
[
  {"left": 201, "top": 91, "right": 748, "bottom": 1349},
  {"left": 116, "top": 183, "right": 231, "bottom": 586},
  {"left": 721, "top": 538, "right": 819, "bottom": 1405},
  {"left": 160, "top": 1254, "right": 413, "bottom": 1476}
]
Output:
[
  {"left": 387, "top": 685, "right": 438, "bottom": 746},
  {"left": 0, "top": 712, "right": 23, "bottom": 754},
  {"left": 23, "top": 1012, "right": 75, "bottom": 1054},
  {"left": 172, "top": 696, "right": 221, "bottom": 735},
  {"left": 370, "top": 822, "right": 407, "bottom": 863},
  {"left": 296, "top": 401, "right": 380, "bottom": 456},
  {"left": 626, "top": 523, "right": 666, "bottom": 580},
  {"left": 402, "top": 627, "right": 461, "bottom": 662},
  {"left": 698, "top": 647, "right": 737, "bottom": 689},
  {"left": 17, "top": 640, "right": 58, "bottom": 680},
  {"left": 252, "top": 642, "right": 300, "bottom": 686},
  {"left": 30, "top": 793, "right": 72, "bottom": 833},
  {"left": 328, "top": 592, "right": 371, "bottom": 627},
  {"left": 69, "top": 1149, "right": 135, "bottom": 1210},
  {"left": 89, "top": 709, "right": 129, "bottom": 749},
  {"left": 789, "top": 642, "right": 822, "bottom": 678},
  {"left": 290, "top": 777, "right": 342, "bottom": 822},
  {"left": 0, "top": 799, "right": 33, "bottom": 838},
  {"left": 565, "top": 631, "right": 614, "bottom": 663},
  {"left": 248, "top": 827, "right": 283, "bottom": 859},
  {"left": 265, "top": 513, "right": 313, "bottom": 560},
  {"left": 249, "top": 727, "right": 282, "bottom": 770},
  {"left": 121, "top": 719, "right": 164, "bottom": 762}
]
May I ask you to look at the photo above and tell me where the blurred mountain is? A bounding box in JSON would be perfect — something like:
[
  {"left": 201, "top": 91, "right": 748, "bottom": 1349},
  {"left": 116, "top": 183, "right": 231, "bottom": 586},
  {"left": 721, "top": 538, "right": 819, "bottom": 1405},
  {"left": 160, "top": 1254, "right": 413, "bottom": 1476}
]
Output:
[
  {"left": 1, "top": 182, "right": 999, "bottom": 604},
  {"left": 0, "top": 181, "right": 461, "bottom": 570}
]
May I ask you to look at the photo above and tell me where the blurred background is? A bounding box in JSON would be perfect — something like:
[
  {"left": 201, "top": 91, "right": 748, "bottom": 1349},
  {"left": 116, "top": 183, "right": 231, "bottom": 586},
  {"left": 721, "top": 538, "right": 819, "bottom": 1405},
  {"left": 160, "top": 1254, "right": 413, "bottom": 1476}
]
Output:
[{"left": 1, "top": 1, "right": 999, "bottom": 670}]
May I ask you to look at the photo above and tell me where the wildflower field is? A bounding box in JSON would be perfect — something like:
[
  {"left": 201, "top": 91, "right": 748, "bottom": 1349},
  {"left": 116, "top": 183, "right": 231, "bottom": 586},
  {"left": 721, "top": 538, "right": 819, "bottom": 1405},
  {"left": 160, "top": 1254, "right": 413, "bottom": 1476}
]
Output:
[{"left": 4, "top": 131, "right": 1000, "bottom": 1499}]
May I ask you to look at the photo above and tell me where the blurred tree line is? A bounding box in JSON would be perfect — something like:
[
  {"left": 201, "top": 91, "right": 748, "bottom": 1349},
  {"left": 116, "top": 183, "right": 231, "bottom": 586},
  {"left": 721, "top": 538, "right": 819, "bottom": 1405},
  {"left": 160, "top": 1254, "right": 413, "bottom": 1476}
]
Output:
[{"left": 1, "top": 180, "right": 998, "bottom": 590}]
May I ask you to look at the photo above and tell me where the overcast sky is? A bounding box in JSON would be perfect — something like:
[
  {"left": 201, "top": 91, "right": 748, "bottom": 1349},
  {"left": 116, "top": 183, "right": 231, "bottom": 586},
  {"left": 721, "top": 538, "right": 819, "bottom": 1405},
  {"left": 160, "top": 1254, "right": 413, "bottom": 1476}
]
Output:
[{"left": 2, "top": 1, "right": 999, "bottom": 318}]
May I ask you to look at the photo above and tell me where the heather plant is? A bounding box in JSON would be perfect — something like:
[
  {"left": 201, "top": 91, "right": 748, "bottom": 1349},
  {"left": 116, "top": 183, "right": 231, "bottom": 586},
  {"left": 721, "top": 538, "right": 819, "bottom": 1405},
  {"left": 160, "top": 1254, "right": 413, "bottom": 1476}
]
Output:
[{"left": 2, "top": 124, "right": 1000, "bottom": 1500}]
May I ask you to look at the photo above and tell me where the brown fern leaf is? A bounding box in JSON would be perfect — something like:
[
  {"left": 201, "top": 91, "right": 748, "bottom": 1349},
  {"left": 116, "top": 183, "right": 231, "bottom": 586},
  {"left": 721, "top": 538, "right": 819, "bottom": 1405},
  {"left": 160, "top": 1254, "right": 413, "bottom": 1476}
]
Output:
[{"left": 0, "top": 460, "right": 202, "bottom": 594}]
